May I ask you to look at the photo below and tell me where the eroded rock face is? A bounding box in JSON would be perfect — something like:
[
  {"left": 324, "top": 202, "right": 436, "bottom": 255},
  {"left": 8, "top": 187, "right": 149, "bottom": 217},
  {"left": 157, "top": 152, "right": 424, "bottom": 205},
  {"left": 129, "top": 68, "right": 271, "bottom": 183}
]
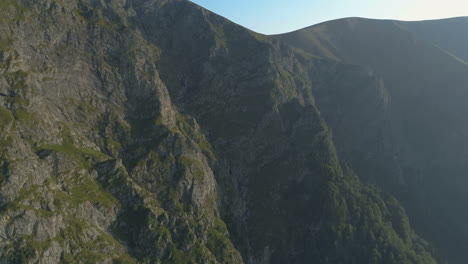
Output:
[
  {"left": 0, "top": 0, "right": 442, "bottom": 263},
  {"left": 0, "top": 1, "right": 239, "bottom": 262}
]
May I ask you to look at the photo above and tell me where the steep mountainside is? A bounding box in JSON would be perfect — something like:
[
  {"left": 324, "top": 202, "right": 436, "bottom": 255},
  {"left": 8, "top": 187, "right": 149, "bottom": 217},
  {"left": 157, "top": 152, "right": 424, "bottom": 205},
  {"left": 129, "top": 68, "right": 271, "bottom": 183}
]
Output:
[
  {"left": 0, "top": 0, "right": 456, "bottom": 263},
  {"left": 399, "top": 17, "right": 468, "bottom": 62},
  {"left": 276, "top": 17, "right": 468, "bottom": 263}
]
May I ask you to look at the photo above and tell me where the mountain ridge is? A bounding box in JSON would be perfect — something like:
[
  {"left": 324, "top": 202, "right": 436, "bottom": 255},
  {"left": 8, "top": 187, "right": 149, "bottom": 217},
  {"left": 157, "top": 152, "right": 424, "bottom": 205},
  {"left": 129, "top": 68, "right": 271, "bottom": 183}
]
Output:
[
  {"left": 0, "top": 0, "right": 465, "bottom": 263},
  {"left": 272, "top": 16, "right": 468, "bottom": 35},
  {"left": 275, "top": 14, "right": 468, "bottom": 263}
]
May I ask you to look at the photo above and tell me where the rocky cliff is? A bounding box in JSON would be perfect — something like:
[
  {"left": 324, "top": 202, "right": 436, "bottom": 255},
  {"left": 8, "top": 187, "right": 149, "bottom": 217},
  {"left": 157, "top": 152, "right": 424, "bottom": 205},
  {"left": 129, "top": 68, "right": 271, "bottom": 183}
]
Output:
[{"left": 0, "top": 1, "right": 453, "bottom": 263}]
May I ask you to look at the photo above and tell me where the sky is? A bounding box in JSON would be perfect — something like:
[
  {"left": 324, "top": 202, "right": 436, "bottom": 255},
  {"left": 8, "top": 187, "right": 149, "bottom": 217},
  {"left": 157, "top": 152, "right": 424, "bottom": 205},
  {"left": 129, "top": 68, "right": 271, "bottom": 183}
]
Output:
[{"left": 189, "top": 0, "right": 468, "bottom": 34}]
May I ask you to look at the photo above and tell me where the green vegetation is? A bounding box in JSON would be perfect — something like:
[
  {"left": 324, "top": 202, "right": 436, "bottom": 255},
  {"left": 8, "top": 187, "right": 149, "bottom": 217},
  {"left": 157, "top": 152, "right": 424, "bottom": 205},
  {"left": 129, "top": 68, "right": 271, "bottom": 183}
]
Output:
[
  {"left": 206, "top": 218, "right": 241, "bottom": 263},
  {"left": 311, "top": 174, "right": 438, "bottom": 264},
  {"left": 0, "top": 37, "right": 14, "bottom": 52},
  {"left": 53, "top": 178, "right": 119, "bottom": 210},
  {"left": 65, "top": 98, "right": 98, "bottom": 113},
  {"left": 74, "top": 3, "right": 124, "bottom": 31},
  {"left": 13, "top": 108, "right": 36, "bottom": 122},
  {"left": 38, "top": 143, "right": 102, "bottom": 157},
  {"left": 9, "top": 244, "right": 36, "bottom": 263},
  {"left": 57, "top": 217, "right": 134, "bottom": 263},
  {"left": 290, "top": 46, "right": 320, "bottom": 60},
  {"left": 2, "top": 212, "right": 137, "bottom": 263},
  {"left": 6, "top": 97, "right": 29, "bottom": 106},
  {"left": 27, "top": 238, "right": 52, "bottom": 252},
  {"left": 164, "top": 189, "right": 185, "bottom": 214},
  {"left": 1, "top": 70, "right": 29, "bottom": 93},
  {"left": 1, "top": 185, "right": 55, "bottom": 218},
  {"left": 176, "top": 114, "right": 216, "bottom": 159},
  {"left": 208, "top": 22, "right": 227, "bottom": 48},
  {"left": 166, "top": 243, "right": 214, "bottom": 264},
  {"left": 0, "top": 0, "right": 29, "bottom": 22},
  {"left": 0, "top": 106, "right": 14, "bottom": 127},
  {"left": 0, "top": 137, "right": 12, "bottom": 169},
  {"left": 276, "top": 16, "right": 468, "bottom": 263},
  {"left": 36, "top": 143, "right": 110, "bottom": 168},
  {"left": 178, "top": 156, "right": 199, "bottom": 169},
  {"left": 112, "top": 254, "right": 138, "bottom": 264},
  {"left": 4, "top": 202, "right": 54, "bottom": 217},
  {"left": 69, "top": 178, "right": 118, "bottom": 209},
  {"left": 244, "top": 108, "right": 436, "bottom": 263},
  {"left": 107, "top": 137, "right": 122, "bottom": 153},
  {"left": 62, "top": 250, "right": 106, "bottom": 263}
]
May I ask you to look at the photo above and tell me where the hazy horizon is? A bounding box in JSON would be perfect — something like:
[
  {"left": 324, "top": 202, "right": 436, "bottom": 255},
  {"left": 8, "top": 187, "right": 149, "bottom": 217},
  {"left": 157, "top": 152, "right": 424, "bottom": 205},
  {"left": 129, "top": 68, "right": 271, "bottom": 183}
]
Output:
[{"left": 189, "top": 0, "right": 468, "bottom": 34}]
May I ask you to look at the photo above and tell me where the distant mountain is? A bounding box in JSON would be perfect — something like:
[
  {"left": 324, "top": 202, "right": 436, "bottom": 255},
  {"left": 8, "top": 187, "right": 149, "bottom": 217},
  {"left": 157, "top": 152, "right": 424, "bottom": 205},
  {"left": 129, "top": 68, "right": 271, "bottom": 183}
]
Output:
[
  {"left": 0, "top": 0, "right": 465, "bottom": 263},
  {"left": 275, "top": 16, "right": 468, "bottom": 263},
  {"left": 399, "top": 17, "right": 468, "bottom": 62}
]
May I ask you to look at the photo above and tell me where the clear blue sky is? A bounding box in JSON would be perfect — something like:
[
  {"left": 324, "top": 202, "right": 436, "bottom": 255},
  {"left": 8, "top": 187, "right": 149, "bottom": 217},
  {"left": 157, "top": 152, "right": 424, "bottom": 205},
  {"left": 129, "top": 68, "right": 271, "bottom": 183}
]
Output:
[{"left": 189, "top": 0, "right": 468, "bottom": 34}]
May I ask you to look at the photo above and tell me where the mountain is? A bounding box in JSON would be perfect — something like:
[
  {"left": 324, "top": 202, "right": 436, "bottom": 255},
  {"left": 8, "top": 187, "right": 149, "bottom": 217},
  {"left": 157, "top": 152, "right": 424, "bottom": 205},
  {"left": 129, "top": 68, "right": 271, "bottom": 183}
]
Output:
[
  {"left": 398, "top": 17, "right": 468, "bottom": 62},
  {"left": 0, "top": 0, "right": 463, "bottom": 263},
  {"left": 275, "top": 16, "right": 468, "bottom": 263}
]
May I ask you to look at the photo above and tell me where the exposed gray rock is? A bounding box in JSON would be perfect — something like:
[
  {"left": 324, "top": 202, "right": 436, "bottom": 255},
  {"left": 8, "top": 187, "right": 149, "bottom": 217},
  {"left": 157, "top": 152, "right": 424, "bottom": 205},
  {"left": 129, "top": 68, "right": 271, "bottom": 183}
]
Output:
[{"left": 0, "top": 0, "right": 446, "bottom": 264}]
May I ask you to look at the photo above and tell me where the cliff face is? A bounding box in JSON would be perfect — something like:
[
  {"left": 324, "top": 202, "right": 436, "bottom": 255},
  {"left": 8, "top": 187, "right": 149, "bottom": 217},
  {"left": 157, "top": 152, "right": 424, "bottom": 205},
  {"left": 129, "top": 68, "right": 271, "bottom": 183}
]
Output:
[
  {"left": 0, "top": 1, "right": 448, "bottom": 263},
  {"left": 0, "top": 1, "right": 239, "bottom": 262},
  {"left": 276, "top": 17, "right": 468, "bottom": 263}
]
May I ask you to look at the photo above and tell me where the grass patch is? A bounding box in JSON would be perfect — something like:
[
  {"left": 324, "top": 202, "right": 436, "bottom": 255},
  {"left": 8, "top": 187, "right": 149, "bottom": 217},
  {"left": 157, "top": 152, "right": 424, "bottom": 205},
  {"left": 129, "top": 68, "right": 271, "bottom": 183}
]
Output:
[
  {"left": 0, "top": 106, "right": 14, "bottom": 127},
  {"left": 20, "top": 235, "right": 52, "bottom": 253},
  {"left": 6, "top": 97, "right": 29, "bottom": 105},
  {"left": 166, "top": 243, "right": 213, "bottom": 264},
  {"left": 73, "top": 3, "right": 124, "bottom": 31},
  {"left": 179, "top": 156, "right": 199, "bottom": 168},
  {"left": 36, "top": 143, "right": 111, "bottom": 169},
  {"left": 3, "top": 202, "right": 54, "bottom": 218},
  {"left": 9, "top": 244, "right": 36, "bottom": 263},
  {"left": 0, "top": 135, "right": 13, "bottom": 157},
  {"left": 0, "top": 1, "right": 30, "bottom": 21},
  {"left": 2, "top": 185, "right": 54, "bottom": 217},
  {"left": 53, "top": 178, "right": 118, "bottom": 209},
  {"left": 0, "top": 37, "right": 14, "bottom": 51},
  {"left": 58, "top": 217, "right": 131, "bottom": 263},
  {"left": 107, "top": 137, "right": 122, "bottom": 153},
  {"left": 112, "top": 254, "right": 137, "bottom": 264},
  {"left": 2, "top": 70, "right": 29, "bottom": 92},
  {"left": 63, "top": 250, "right": 106, "bottom": 263},
  {"left": 13, "top": 108, "right": 36, "bottom": 121},
  {"left": 64, "top": 98, "right": 97, "bottom": 113},
  {"left": 69, "top": 178, "right": 119, "bottom": 209},
  {"left": 178, "top": 156, "right": 206, "bottom": 181},
  {"left": 176, "top": 114, "right": 216, "bottom": 159},
  {"left": 206, "top": 218, "right": 240, "bottom": 263}
]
